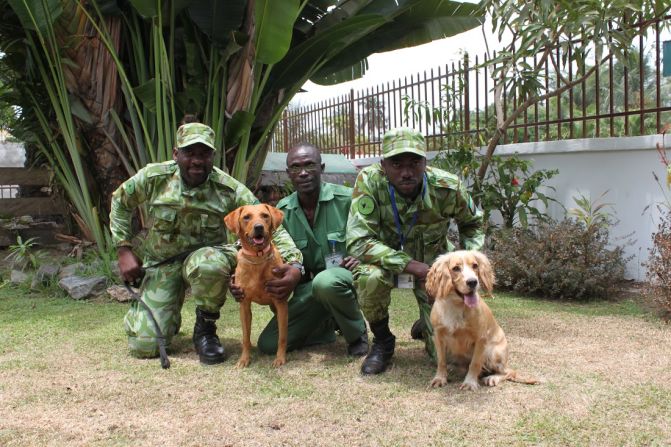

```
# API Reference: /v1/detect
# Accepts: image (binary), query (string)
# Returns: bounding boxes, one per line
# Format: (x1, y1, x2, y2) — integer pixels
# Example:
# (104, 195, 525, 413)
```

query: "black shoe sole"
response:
(198, 353, 227, 365)
(360, 361, 392, 375)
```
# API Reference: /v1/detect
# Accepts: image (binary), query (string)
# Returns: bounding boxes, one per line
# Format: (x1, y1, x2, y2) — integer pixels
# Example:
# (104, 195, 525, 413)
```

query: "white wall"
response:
(488, 135, 668, 281)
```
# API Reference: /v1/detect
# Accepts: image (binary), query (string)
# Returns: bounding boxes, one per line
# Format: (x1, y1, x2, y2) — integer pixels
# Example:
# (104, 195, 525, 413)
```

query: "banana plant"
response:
(1, 0, 482, 254)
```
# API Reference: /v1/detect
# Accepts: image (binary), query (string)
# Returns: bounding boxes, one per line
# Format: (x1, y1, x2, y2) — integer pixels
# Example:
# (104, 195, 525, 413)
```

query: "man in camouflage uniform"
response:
(236, 143, 368, 356)
(110, 121, 303, 364)
(346, 127, 485, 375)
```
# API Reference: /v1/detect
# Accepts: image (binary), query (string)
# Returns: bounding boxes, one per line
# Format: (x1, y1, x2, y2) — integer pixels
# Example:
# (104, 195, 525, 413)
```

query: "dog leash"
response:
(119, 240, 228, 369)
(124, 281, 170, 369)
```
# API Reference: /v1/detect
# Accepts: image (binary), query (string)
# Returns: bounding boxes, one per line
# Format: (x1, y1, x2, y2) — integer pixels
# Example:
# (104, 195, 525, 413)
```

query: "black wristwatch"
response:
(289, 262, 305, 276)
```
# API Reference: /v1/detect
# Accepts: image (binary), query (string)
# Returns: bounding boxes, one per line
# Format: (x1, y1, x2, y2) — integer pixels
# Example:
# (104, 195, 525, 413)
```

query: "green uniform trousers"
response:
(354, 264, 436, 361)
(124, 246, 235, 357)
(257, 267, 366, 354)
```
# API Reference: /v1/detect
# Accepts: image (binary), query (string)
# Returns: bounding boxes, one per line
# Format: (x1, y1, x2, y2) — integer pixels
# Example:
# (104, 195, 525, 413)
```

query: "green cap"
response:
(176, 122, 216, 151)
(381, 127, 426, 159)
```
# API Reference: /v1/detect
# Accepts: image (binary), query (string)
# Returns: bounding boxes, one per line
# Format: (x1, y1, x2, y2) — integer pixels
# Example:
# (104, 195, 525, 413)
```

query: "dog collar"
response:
(240, 244, 272, 257)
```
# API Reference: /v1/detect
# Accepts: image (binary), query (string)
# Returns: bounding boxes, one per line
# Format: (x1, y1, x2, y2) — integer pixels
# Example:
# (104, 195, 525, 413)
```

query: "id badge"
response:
(324, 252, 344, 269)
(395, 273, 415, 289)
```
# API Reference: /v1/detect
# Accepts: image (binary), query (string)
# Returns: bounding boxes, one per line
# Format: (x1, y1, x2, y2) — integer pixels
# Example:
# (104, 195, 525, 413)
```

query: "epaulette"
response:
(330, 183, 354, 196)
(146, 160, 178, 178)
(209, 166, 243, 192)
(427, 166, 461, 190)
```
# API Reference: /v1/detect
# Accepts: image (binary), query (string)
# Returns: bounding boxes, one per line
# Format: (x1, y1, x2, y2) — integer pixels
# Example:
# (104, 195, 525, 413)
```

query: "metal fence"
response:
(270, 17, 671, 158)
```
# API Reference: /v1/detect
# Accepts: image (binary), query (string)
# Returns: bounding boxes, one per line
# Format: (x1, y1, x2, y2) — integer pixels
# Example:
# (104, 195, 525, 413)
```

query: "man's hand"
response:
(117, 247, 143, 284)
(265, 264, 302, 300)
(404, 260, 430, 281)
(229, 275, 245, 303)
(340, 256, 360, 271)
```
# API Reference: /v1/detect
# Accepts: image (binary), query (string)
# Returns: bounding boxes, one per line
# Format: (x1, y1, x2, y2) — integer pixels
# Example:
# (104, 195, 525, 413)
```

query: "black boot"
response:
(361, 318, 395, 375)
(347, 331, 369, 357)
(193, 308, 226, 365)
(410, 318, 425, 340)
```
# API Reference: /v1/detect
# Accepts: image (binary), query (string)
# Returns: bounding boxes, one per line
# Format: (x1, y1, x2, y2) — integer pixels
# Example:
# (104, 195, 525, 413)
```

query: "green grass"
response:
(0, 282, 669, 446)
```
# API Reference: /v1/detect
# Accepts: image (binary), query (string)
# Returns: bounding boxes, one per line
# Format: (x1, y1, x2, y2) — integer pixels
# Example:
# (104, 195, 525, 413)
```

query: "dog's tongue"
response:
(253, 236, 265, 245)
(464, 293, 478, 308)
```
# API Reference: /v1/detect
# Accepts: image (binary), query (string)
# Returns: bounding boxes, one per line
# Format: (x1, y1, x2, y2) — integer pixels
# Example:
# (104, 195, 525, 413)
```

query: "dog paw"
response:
(460, 379, 479, 391)
(429, 376, 448, 388)
(272, 357, 286, 368)
(236, 357, 251, 368)
(483, 375, 501, 387)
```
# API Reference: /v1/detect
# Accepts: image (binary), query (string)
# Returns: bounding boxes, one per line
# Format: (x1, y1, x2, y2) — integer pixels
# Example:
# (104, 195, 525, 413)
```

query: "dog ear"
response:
(473, 251, 495, 293)
(264, 204, 284, 231)
(223, 207, 242, 233)
(426, 254, 452, 301)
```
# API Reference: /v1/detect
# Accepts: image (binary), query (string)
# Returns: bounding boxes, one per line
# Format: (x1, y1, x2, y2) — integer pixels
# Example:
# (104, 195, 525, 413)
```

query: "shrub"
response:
(646, 210, 671, 317)
(489, 219, 629, 300)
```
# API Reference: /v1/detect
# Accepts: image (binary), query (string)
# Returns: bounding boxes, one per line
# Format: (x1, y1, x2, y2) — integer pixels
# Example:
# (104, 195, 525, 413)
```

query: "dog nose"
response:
(253, 223, 264, 234)
(466, 278, 478, 290)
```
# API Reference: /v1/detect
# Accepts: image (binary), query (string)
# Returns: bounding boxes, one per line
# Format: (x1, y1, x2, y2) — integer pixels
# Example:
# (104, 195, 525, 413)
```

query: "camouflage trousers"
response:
(354, 264, 436, 362)
(125, 246, 236, 358)
(257, 267, 367, 354)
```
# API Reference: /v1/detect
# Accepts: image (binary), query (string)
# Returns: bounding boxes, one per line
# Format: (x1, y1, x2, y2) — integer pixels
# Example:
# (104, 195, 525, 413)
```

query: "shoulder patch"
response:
(357, 196, 376, 215)
(124, 179, 135, 195)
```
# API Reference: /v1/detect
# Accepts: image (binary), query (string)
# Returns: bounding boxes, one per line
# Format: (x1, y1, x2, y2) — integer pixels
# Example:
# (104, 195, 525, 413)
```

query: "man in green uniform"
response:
(232, 143, 368, 356)
(110, 119, 303, 364)
(346, 127, 485, 375)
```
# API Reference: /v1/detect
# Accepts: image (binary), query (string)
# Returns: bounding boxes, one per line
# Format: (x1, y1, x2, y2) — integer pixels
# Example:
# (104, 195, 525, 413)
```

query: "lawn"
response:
(0, 283, 670, 446)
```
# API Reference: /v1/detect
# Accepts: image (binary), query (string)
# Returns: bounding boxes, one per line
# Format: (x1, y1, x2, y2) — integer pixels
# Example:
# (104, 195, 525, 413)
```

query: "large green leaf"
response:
(127, 0, 158, 18)
(311, 58, 369, 85)
(255, 0, 301, 64)
(224, 110, 255, 149)
(187, 0, 246, 49)
(268, 14, 388, 91)
(132, 78, 157, 113)
(313, 0, 482, 79)
(7, 0, 62, 32)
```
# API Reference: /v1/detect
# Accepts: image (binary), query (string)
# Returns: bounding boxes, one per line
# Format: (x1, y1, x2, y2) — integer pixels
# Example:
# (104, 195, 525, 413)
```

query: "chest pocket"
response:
(293, 238, 308, 251)
(201, 213, 224, 240)
(150, 206, 177, 232)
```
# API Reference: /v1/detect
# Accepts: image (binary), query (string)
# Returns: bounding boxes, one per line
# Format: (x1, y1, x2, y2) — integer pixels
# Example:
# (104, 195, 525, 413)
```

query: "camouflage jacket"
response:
(110, 160, 302, 265)
(346, 164, 484, 273)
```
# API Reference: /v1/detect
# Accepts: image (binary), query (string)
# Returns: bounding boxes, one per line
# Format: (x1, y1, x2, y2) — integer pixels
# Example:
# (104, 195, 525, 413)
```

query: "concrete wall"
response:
(352, 135, 668, 281)
(494, 135, 668, 281)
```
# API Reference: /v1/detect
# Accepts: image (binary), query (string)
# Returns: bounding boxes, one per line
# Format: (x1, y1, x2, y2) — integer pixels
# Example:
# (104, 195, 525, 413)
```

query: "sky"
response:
(293, 10, 508, 106)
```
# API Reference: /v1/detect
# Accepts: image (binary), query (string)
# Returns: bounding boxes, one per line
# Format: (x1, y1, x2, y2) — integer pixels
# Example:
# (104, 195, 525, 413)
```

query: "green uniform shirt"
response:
(346, 164, 484, 273)
(110, 160, 302, 264)
(277, 182, 352, 276)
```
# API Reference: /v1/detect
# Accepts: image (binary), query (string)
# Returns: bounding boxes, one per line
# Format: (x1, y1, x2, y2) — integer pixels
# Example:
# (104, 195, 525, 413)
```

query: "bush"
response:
(489, 219, 629, 300)
(646, 210, 671, 316)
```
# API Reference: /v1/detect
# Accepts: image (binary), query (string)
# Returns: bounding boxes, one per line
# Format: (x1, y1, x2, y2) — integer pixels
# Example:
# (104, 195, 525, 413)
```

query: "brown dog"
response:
(425, 250, 538, 390)
(224, 204, 288, 368)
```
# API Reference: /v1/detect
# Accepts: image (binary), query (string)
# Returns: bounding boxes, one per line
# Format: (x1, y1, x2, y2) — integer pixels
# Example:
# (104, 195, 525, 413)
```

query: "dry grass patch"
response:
(1, 285, 670, 446)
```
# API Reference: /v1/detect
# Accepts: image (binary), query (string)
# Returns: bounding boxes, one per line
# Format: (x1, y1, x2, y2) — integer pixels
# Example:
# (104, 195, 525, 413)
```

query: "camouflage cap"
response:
(175, 122, 216, 151)
(381, 127, 426, 159)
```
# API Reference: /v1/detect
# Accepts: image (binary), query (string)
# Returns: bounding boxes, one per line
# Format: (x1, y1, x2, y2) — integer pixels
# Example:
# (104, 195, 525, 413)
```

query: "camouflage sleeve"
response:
(109, 168, 150, 248)
(452, 179, 485, 250)
(346, 170, 411, 273)
(233, 183, 303, 265)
